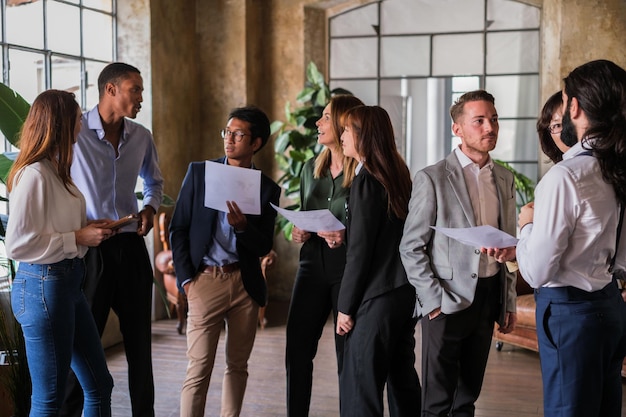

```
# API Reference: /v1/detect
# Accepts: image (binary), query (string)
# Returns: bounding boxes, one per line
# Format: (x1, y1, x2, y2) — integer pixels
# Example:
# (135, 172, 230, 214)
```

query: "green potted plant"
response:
(0, 82, 31, 417)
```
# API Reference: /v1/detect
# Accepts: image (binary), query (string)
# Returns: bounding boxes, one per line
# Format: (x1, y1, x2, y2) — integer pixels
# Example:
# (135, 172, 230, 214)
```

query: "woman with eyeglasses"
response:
(285, 94, 363, 417)
(537, 91, 570, 164)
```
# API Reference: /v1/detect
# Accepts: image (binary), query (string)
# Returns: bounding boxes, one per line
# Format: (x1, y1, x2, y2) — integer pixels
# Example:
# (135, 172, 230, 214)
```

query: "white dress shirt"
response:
(517, 141, 621, 291)
(6, 160, 88, 264)
(455, 147, 500, 277)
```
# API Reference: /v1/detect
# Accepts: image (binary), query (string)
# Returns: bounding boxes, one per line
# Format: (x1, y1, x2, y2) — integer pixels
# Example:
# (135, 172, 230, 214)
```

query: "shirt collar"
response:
(563, 141, 584, 160)
(355, 161, 364, 175)
(454, 146, 493, 170)
(223, 157, 256, 170)
(86, 105, 128, 142)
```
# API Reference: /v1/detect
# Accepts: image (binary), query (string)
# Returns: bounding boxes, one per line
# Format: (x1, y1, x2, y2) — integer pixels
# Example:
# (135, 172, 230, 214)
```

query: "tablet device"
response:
(104, 214, 139, 229)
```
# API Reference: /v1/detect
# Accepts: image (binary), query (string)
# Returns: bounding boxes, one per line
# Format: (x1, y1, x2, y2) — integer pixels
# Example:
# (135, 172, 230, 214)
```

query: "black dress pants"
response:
(420, 277, 500, 417)
(286, 238, 345, 417)
(339, 283, 421, 417)
(60, 233, 155, 417)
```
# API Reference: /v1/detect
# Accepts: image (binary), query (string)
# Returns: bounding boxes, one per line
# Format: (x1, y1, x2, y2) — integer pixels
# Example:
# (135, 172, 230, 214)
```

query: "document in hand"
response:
(271, 203, 345, 233)
(204, 161, 261, 214)
(431, 225, 518, 249)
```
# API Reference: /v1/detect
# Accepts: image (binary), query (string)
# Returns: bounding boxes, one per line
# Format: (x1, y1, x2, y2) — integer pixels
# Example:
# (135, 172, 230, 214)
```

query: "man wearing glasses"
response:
(170, 106, 280, 417)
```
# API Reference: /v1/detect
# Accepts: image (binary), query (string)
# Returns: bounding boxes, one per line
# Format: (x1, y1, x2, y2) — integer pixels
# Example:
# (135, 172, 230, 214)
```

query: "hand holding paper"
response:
(204, 161, 261, 214)
(271, 203, 345, 233)
(431, 225, 518, 249)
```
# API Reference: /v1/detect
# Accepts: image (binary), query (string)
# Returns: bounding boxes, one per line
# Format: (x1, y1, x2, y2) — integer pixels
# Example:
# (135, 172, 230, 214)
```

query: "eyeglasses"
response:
(548, 123, 562, 134)
(220, 129, 250, 142)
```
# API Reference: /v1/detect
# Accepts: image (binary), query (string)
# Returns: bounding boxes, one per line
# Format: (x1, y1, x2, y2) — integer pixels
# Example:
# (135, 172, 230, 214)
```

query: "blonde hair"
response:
(7, 90, 80, 195)
(313, 94, 364, 188)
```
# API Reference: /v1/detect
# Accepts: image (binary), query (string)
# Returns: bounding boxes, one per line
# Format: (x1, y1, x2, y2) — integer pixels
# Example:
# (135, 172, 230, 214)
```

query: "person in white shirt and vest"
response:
(487, 59, 626, 417)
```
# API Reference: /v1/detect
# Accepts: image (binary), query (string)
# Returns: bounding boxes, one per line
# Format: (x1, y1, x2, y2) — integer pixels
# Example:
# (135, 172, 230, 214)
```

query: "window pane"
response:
(85, 61, 108, 109)
(487, 0, 540, 30)
(452, 76, 480, 92)
(381, 36, 430, 77)
(6, 1, 44, 49)
(329, 79, 378, 105)
(8, 49, 45, 103)
(486, 31, 539, 74)
(83, 10, 113, 61)
(433, 34, 484, 76)
(485, 75, 539, 118)
(382, 0, 484, 35)
(490, 119, 538, 163)
(330, 38, 378, 78)
(83, 0, 113, 12)
(48, 2, 81, 55)
(330, 3, 378, 37)
(51, 56, 81, 93)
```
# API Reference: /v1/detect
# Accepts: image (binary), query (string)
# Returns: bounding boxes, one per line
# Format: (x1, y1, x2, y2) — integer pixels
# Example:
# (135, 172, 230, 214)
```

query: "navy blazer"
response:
(169, 157, 280, 307)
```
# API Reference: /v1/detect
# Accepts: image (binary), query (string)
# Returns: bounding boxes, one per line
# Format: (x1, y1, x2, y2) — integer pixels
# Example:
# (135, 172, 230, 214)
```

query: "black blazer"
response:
(169, 157, 280, 306)
(337, 168, 410, 315)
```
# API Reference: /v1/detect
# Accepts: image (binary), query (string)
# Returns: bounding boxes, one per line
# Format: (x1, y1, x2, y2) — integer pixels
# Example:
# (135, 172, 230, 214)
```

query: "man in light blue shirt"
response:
(61, 62, 163, 417)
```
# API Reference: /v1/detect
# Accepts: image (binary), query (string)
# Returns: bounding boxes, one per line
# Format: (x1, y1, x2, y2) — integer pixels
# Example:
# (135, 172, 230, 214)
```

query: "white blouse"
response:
(6, 160, 88, 264)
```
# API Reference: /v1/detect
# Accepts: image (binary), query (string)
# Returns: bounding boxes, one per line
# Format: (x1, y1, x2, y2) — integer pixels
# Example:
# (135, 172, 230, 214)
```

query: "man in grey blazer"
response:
(400, 90, 517, 417)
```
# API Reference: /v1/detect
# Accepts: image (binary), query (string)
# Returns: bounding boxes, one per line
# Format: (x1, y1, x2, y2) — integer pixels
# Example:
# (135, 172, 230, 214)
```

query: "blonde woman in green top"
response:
(285, 94, 363, 417)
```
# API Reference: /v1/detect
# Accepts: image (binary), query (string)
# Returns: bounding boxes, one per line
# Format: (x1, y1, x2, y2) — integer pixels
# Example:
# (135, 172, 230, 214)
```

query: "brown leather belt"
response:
(201, 262, 240, 274)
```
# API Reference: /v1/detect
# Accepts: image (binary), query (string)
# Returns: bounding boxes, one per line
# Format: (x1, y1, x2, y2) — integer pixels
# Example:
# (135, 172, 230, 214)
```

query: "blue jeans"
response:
(12, 258, 113, 417)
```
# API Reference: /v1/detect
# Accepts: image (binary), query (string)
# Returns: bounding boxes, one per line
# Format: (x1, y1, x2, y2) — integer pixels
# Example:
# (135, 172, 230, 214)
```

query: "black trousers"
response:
(60, 233, 155, 417)
(339, 283, 421, 417)
(420, 277, 500, 417)
(286, 238, 346, 417)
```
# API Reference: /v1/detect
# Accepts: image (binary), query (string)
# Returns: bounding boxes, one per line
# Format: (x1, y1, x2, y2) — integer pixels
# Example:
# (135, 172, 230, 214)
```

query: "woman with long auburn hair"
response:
(6, 90, 114, 417)
(336, 105, 420, 417)
(285, 94, 363, 416)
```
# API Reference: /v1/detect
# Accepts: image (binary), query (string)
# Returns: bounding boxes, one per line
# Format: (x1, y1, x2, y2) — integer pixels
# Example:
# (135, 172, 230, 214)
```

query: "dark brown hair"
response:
(449, 90, 495, 123)
(537, 91, 564, 163)
(344, 105, 412, 219)
(564, 59, 626, 204)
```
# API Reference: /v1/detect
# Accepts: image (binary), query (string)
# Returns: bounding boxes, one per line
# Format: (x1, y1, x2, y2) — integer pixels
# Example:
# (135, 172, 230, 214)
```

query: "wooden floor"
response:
(106, 303, 626, 417)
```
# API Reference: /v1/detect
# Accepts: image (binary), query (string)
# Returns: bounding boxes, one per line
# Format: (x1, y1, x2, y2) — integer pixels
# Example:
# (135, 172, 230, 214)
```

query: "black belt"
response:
(201, 262, 240, 274)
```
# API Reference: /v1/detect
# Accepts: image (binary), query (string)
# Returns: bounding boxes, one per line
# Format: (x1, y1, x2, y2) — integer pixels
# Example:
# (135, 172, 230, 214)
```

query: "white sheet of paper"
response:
(271, 203, 345, 232)
(204, 161, 261, 215)
(431, 225, 518, 248)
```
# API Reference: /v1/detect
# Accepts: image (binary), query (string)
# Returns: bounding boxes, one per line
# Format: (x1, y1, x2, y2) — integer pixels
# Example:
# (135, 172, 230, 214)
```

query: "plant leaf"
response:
(0, 83, 30, 146)
(0, 152, 18, 185)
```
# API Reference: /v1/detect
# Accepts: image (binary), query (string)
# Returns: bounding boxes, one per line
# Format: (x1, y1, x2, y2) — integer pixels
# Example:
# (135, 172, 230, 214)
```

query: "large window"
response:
(0, 0, 116, 212)
(2, 0, 116, 109)
(328, 0, 540, 185)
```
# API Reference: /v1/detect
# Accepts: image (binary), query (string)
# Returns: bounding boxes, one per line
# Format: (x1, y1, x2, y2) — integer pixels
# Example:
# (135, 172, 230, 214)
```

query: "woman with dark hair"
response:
(336, 105, 420, 417)
(6, 90, 114, 417)
(537, 91, 569, 163)
(285, 94, 363, 417)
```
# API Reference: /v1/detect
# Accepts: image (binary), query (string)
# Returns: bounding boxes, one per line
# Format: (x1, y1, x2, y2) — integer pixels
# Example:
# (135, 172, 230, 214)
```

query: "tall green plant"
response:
(271, 62, 350, 240)
(0, 297, 30, 417)
(0, 83, 31, 416)
(494, 159, 535, 208)
(0, 83, 29, 197)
